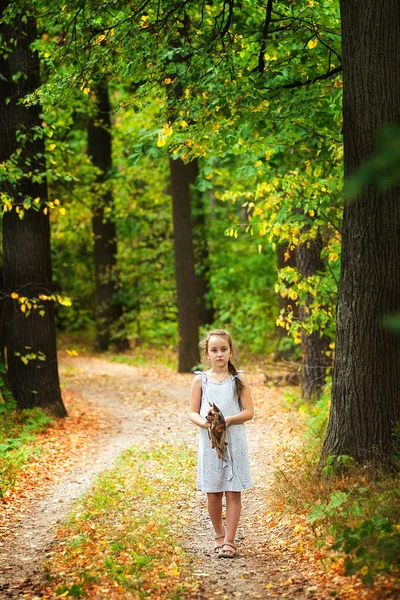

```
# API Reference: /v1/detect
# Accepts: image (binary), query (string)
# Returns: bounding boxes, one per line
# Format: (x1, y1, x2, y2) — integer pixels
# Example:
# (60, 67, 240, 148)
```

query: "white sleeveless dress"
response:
(194, 371, 253, 492)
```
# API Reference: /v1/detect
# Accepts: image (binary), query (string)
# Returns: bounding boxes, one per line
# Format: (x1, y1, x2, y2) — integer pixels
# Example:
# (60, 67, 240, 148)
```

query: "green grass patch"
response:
(0, 390, 53, 497)
(108, 347, 178, 370)
(44, 442, 199, 599)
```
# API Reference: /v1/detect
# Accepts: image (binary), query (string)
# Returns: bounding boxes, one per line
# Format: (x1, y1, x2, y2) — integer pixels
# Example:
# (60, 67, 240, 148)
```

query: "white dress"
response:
(194, 371, 253, 492)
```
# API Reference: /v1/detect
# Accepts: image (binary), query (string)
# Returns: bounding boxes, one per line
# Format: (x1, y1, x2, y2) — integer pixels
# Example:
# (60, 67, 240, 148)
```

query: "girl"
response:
(189, 329, 254, 558)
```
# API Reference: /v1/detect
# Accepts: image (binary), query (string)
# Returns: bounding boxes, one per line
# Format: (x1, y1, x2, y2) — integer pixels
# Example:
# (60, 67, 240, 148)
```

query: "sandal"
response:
(213, 532, 225, 553)
(218, 541, 237, 558)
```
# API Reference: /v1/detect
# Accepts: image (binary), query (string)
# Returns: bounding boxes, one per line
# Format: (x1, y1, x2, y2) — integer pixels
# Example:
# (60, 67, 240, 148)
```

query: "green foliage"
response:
(322, 454, 357, 477)
(26, 0, 343, 356)
(344, 125, 400, 199)
(333, 517, 400, 585)
(0, 374, 53, 496)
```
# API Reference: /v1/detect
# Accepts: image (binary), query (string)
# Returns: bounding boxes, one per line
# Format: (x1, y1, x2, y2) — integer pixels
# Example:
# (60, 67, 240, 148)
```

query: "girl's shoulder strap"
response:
(232, 369, 244, 379)
(193, 370, 208, 388)
(193, 370, 207, 379)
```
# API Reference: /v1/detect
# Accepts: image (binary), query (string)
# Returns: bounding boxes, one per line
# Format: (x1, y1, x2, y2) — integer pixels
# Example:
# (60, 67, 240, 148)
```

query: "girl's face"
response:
(206, 335, 232, 369)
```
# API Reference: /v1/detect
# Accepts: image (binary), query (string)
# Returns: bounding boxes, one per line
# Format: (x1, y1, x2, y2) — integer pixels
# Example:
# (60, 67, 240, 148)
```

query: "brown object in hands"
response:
(206, 403, 227, 459)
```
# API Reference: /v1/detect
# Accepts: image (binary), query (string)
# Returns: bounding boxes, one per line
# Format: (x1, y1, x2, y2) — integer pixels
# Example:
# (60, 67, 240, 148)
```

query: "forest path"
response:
(0, 355, 329, 599)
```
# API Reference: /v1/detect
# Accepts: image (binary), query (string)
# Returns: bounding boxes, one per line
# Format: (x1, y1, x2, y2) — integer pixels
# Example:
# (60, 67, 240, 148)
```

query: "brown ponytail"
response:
(228, 359, 244, 407)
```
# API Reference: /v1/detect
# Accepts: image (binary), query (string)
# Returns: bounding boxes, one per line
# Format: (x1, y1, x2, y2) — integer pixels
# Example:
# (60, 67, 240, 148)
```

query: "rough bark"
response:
(321, 1, 400, 465)
(295, 237, 330, 401)
(88, 79, 128, 352)
(0, 5, 66, 416)
(169, 157, 200, 372)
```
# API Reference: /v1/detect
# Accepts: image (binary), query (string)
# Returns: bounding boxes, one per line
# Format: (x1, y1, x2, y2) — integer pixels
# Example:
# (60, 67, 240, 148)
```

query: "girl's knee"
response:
(225, 491, 241, 503)
(207, 492, 223, 501)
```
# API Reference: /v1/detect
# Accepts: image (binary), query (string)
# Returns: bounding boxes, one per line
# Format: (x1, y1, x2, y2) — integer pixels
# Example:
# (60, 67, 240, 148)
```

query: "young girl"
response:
(189, 329, 254, 558)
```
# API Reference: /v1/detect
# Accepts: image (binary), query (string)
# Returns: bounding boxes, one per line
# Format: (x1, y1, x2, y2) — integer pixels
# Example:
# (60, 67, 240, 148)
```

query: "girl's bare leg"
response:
(223, 491, 242, 554)
(207, 492, 224, 548)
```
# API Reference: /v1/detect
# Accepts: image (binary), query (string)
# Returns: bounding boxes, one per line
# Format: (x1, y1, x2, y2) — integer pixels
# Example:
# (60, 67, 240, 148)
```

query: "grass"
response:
(0, 397, 53, 497)
(43, 442, 199, 599)
(108, 347, 178, 371)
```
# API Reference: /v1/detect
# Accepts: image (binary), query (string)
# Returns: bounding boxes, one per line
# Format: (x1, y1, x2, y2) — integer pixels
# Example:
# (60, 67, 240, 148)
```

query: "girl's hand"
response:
(225, 417, 232, 427)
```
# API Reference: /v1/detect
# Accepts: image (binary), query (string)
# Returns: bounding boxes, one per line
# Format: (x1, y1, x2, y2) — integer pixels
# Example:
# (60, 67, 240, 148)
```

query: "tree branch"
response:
(258, 0, 273, 73)
(281, 65, 342, 89)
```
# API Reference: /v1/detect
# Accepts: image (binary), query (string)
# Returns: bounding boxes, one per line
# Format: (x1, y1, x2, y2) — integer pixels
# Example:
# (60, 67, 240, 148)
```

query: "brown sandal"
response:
(214, 532, 225, 553)
(218, 541, 237, 558)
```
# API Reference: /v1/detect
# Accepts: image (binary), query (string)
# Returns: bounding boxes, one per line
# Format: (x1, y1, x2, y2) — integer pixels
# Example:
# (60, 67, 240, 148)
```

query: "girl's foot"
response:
(214, 532, 225, 553)
(218, 541, 237, 558)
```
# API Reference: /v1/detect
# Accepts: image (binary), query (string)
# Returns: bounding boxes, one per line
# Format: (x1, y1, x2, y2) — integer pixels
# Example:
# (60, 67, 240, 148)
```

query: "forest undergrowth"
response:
(269, 391, 400, 592)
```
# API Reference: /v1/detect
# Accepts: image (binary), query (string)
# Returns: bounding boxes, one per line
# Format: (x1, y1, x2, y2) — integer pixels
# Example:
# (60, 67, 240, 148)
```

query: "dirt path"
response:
(0, 357, 327, 599)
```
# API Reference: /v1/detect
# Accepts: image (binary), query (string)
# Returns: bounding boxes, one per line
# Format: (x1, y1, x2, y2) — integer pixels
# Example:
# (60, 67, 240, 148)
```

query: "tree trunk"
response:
(321, 1, 400, 465)
(190, 159, 215, 326)
(170, 157, 200, 372)
(88, 79, 128, 352)
(0, 6, 66, 416)
(295, 236, 330, 401)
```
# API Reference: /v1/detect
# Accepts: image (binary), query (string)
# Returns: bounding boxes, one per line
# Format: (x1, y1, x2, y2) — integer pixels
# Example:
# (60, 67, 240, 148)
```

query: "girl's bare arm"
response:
(189, 375, 210, 429)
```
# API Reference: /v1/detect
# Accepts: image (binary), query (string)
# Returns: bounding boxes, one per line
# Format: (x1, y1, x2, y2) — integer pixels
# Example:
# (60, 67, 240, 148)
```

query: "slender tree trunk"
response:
(170, 157, 200, 372)
(321, 1, 400, 465)
(295, 236, 330, 401)
(273, 244, 297, 361)
(190, 159, 215, 326)
(88, 79, 128, 352)
(0, 6, 66, 416)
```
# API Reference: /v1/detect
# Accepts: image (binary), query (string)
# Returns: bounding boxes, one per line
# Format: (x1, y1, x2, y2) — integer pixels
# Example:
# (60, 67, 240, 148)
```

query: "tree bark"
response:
(190, 159, 215, 326)
(295, 236, 330, 401)
(0, 5, 66, 416)
(321, 1, 400, 465)
(88, 79, 128, 352)
(170, 157, 200, 372)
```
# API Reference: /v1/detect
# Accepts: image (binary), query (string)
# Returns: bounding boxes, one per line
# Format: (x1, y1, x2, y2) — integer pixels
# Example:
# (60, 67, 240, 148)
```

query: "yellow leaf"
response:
(59, 207, 66, 216)
(21, 304, 26, 313)
(21, 356, 29, 365)
(48, 143, 56, 151)
(43, 207, 48, 215)
(307, 38, 319, 49)
(11, 292, 19, 299)
(164, 78, 172, 84)
(66, 349, 78, 357)
(157, 138, 166, 147)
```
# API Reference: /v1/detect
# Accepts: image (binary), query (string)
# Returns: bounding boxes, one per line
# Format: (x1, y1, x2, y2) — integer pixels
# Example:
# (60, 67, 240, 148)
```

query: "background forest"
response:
(1, 0, 400, 596)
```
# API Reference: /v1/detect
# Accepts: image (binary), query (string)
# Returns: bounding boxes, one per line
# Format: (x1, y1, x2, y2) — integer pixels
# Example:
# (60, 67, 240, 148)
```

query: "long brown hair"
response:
(202, 329, 244, 401)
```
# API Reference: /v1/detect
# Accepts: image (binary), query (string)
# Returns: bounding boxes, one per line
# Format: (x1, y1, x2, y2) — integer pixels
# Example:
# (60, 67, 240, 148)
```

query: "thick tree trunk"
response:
(0, 6, 66, 416)
(88, 79, 128, 352)
(190, 159, 215, 326)
(295, 236, 330, 401)
(321, 1, 400, 465)
(169, 157, 200, 372)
